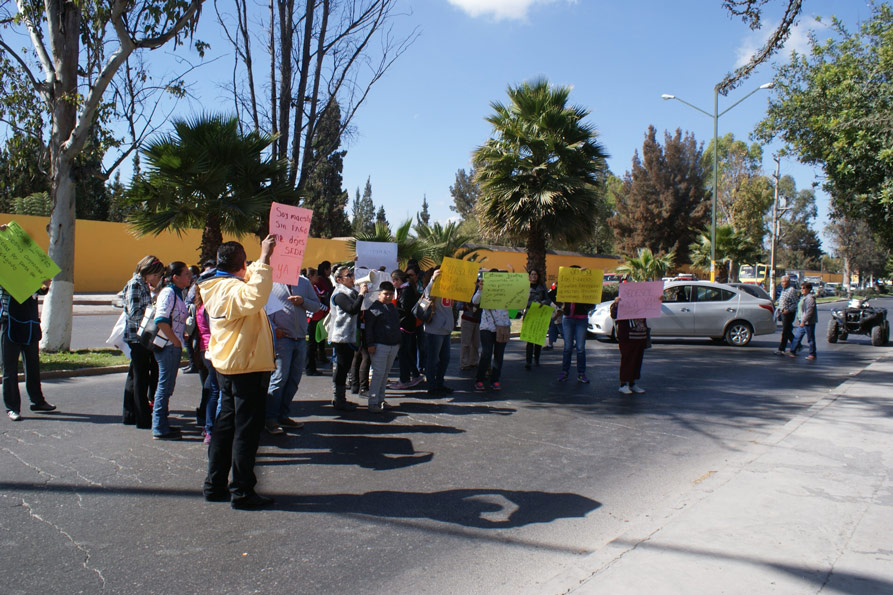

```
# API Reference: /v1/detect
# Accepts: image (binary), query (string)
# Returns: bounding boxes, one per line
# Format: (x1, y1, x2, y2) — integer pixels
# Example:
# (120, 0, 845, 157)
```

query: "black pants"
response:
(306, 320, 320, 371)
(350, 343, 370, 392)
(525, 342, 542, 365)
(204, 371, 269, 499)
(1, 323, 44, 413)
(332, 343, 356, 387)
(122, 341, 157, 428)
(778, 312, 796, 351)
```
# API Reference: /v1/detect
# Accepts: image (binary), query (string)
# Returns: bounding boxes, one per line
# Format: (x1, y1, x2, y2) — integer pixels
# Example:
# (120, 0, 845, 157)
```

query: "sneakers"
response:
(278, 417, 304, 429)
(557, 372, 569, 382)
(30, 401, 56, 412)
(153, 430, 182, 440)
(332, 399, 357, 411)
(203, 431, 212, 445)
(359, 390, 370, 399)
(491, 381, 502, 391)
(618, 385, 633, 395)
(473, 381, 486, 392)
(7, 410, 22, 421)
(264, 421, 284, 435)
(805, 355, 816, 360)
(773, 350, 786, 356)
(368, 400, 390, 413)
(577, 374, 590, 384)
(408, 376, 424, 388)
(787, 351, 797, 358)
(231, 493, 274, 510)
(630, 384, 646, 394)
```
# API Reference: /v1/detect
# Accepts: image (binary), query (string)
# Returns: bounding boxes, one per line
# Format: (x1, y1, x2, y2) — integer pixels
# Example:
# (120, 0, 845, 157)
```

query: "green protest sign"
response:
(481, 272, 529, 310)
(0, 221, 60, 304)
(520, 302, 554, 346)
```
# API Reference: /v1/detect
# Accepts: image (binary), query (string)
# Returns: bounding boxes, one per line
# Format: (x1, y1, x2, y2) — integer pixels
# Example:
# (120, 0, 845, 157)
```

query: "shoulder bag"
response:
(138, 305, 169, 352)
(412, 295, 434, 323)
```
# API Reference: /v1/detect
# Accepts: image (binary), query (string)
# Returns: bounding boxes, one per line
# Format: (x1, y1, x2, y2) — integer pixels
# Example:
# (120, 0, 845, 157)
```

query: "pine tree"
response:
(449, 167, 479, 220)
(301, 101, 352, 238)
(352, 177, 376, 235)
(611, 126, 709, 264)
(375, 205, 388, 227)
(419, 194, 431, 225)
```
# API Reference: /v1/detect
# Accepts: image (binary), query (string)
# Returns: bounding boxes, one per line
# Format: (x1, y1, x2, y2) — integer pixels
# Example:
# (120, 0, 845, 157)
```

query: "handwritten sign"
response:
(430, 257, 478, 302)
(0, 221, 61, 304)
(355, 269, 391, 310)
(617, 281, 664, 320)
(520, 302, 554, 346)
(355, 241, 398, 274)
(556, 267, 603, 303)
(481, 272, 528, 310)
(269, 202, 313, 284)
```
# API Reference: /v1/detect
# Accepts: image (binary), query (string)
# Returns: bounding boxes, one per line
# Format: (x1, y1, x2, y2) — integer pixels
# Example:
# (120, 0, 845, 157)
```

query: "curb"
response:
(21, 359, 191, 382)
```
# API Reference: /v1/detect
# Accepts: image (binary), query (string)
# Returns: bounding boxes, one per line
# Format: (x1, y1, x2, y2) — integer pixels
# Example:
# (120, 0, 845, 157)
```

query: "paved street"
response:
(2, 298, 891, 593)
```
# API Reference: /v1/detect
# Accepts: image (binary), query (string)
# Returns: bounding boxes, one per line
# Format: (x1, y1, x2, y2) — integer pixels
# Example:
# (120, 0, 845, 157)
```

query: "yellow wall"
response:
(3, 213, 353, 292)
(468, 246, 622, 285)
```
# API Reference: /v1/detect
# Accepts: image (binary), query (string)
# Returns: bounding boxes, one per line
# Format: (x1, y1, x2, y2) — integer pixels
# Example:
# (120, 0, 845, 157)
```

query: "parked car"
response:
(587, 280, 776, 346)
(823, 282, 840, 297)
(727, 282, 772, 301)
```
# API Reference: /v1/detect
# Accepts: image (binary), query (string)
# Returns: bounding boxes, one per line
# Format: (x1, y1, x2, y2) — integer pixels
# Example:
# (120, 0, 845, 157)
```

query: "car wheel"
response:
(839, 332, 848, 341)
(724, 321, 753, 346)
(827, 319, 839, 344)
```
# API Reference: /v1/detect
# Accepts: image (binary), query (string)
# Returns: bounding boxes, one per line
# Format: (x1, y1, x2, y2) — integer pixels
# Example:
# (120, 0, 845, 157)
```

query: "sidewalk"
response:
(538, 355, 893, 595)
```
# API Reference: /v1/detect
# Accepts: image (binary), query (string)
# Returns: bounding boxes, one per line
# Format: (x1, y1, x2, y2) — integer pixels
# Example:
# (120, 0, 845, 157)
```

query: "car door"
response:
(692, 285, 739, 336)
(649, 284, 694, 336)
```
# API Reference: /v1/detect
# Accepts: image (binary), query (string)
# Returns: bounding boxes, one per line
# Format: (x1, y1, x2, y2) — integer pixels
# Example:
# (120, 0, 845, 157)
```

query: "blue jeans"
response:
(562, 317, 588, 374)
(425, 332, 451, 390)
(202, 352, 221, 433)
(477, 330, 506, 383)
(152, 344, 182, 435)
(267, 336, 306, 421)
(790, 323, 817, 357)
(548, 319, 561, 345)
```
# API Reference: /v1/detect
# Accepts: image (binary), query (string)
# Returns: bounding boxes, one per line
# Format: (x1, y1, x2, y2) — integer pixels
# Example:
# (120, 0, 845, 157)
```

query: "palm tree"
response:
(688, 225, 760, 282)
(473, 78, 609, 274)
(348, 219, 432, 269)
(128, 114, 293, 263)
(616, 248, 675, 281)
(413, 219, 479, 265)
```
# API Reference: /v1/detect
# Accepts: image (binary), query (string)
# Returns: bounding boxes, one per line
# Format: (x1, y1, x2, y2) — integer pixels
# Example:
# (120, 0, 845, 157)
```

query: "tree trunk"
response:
(288, 0, 315, 190)
(526, 228, 546, 278)
(200, 215, 224, 265)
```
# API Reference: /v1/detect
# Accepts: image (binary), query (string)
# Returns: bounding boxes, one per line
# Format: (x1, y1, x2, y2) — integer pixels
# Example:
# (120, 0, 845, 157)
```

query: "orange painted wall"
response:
(468, 246, 622, 285)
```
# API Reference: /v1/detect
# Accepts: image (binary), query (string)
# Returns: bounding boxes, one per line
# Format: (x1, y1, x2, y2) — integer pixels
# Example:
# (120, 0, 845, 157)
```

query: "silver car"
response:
(587, 281, 777, 346)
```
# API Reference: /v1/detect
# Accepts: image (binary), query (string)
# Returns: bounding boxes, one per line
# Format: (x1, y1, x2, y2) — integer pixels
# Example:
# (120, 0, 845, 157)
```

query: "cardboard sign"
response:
(481, 272, 529, 310)
(556, 267, 603, 303)
(269, 202, 313, 284)
(520, 302, 554, 346)
(0, 221, 61, 304)
(355, 241, 398, 274)
(430, 257, 479, 302)
(617, 281, 664, 320)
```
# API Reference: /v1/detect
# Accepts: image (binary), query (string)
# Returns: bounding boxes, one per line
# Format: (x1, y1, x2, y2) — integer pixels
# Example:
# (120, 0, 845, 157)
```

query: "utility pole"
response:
(769, 154, 784, 301)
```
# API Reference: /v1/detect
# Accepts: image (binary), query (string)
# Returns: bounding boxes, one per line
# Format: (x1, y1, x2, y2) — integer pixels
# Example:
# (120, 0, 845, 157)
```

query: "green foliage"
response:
(301, 101, 352, 238)
(13, 192, 53, 216)
(351, 177, 376, 235)
(413, 219, 479, 265)
(418, 195, 431, 226)
(473, 78, 609, 274)
(689, 225, 760, 281)
(756, 3, 893, 249)
(449, 167, 480, 220)
(128, 113, 293, 263)
(615, 248, 675, 282)
(611, 126, 709, 264)
(776, 176, 823, 269)
(375, 205, 388, 227)
(349, 219, 432, 270)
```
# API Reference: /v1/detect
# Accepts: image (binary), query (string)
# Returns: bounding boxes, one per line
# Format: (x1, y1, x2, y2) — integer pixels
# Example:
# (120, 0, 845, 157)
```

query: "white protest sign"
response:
(355, 241, 398, 274)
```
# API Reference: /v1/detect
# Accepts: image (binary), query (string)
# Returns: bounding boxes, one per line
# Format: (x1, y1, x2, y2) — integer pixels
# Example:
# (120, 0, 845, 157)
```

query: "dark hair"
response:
(334, 265, 351, 280)
(391, 269, 407, 283)
(217, 242, 247, 273)
(189, 265, 200, 277)
(306, 267, 317, 277)
(157, 261, 189, 292)
(801, 281, 813, 291)
(317, 260, 332, 275)
(136, 255, 165, 278)
(202, 260, 215, 271)
(378, 281, 395, 293)
(406, 264, 421, 276)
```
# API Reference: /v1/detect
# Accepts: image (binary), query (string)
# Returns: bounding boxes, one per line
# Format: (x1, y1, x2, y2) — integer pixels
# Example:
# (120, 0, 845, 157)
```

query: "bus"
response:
(739, 263, 769, 286)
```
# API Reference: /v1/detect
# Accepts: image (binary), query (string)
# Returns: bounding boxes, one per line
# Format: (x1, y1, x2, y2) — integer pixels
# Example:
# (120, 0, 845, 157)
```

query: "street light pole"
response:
(662, 82, 774, 282)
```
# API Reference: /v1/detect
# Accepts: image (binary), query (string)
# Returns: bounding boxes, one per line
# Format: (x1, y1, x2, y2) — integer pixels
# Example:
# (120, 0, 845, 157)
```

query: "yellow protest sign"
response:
(556, 267, 603, 303)
(0, 221, 61, 304)
(430, 257, 479, 302)
(481, 272, 529, 310)
(520, 302, 554, 346)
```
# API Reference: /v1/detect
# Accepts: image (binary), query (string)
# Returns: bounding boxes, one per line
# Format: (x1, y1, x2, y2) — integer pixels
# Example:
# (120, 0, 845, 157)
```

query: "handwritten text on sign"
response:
(430, 257, 479, 302)
(355, 241, 398, 273)
(481, 272, 529, 310)
(520, 302, 554, 346)
(269, 202, 313, 284)
(617, 281, 664, 320)
(556, 267, 603, 303)
(0, 221, 61, 304)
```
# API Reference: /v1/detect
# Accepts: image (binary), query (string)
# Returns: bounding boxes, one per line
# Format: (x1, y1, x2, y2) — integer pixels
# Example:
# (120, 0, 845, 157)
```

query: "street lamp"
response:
(662, 82, 774, 282)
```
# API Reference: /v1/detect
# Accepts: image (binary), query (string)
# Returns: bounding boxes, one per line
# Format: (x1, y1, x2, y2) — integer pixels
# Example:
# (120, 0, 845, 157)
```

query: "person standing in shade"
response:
(775, 275, 799, 355)
(264, 274, 320, 435)
(201, 236, 278, 509)
(121, 255, 164, 428)
(329, 266, 369, 410)
(524, 269, 551, 369)
(423, 268, 456, 396)
(788, 282, 818, 360)
(392, 270, 423, 389)
(472, 272, 511, 391)
(610, 297, 649, 394)
(365, 281, 402, 412)
(458, 276, 482, 371)
(151, 261, 193, 440)
(304, 268, 328, 376)
(556, 267, 595, 384)
(308, 260, 333, 369)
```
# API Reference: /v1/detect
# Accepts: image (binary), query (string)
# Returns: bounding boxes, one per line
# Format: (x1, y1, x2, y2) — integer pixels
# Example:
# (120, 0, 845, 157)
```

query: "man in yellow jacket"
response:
(201, 235, 278, 510)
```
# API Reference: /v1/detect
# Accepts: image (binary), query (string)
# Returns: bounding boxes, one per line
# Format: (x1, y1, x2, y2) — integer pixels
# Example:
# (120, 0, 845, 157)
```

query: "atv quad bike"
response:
(827, 299, 890, 346)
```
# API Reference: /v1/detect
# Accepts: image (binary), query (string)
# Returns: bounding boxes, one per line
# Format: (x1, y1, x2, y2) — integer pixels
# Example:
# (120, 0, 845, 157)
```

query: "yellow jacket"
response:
(200, 262, 276, 375)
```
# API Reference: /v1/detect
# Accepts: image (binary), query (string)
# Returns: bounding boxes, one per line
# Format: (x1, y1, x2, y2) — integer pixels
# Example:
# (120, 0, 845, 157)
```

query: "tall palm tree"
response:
(128, 114, 293, 263)
(473, 78, 609, 274)
(413, 219, 479, 265)
(688, 225, 760, 282)
(616, 248, 675, 281)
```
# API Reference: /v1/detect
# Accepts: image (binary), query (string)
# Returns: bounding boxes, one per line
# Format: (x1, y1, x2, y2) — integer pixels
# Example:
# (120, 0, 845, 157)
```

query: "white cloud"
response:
(734, 16, 828, 69)
(447, 0, 572, 21)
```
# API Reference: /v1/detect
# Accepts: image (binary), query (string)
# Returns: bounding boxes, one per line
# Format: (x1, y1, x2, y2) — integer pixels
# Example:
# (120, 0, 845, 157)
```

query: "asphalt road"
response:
(2, 297, 891, 594)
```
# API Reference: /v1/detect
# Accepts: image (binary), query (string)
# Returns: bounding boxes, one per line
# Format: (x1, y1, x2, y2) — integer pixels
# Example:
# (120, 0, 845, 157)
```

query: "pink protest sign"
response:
(269, 202, 313, 284)
(617, 281, 664, 320)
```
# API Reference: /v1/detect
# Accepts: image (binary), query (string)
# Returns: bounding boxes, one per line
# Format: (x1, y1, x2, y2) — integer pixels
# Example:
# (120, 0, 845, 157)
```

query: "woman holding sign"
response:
(609, 297, 648, 394)
(472, 271, 512, 391)
(524, 269, 551, 370)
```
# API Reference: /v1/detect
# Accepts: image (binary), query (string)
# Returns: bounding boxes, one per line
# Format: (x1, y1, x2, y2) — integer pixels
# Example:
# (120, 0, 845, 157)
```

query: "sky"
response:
(134, 1, 875, 248)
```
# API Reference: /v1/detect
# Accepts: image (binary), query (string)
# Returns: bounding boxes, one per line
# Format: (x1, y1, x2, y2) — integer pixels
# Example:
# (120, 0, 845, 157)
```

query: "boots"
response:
(332, 385, 356, 411)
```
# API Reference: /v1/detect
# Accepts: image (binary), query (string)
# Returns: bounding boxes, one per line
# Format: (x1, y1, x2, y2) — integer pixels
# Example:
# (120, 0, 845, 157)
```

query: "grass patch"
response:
(24, 348, 130, 372)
